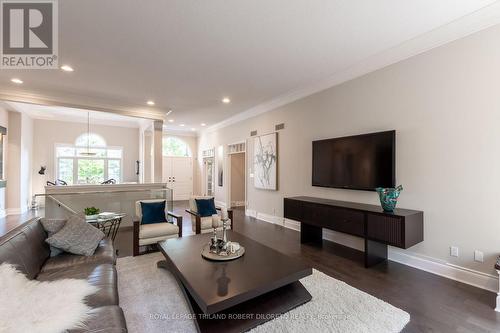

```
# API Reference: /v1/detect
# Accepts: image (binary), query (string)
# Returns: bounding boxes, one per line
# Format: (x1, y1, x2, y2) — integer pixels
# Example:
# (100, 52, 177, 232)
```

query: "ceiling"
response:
(0, 0, 497, 133)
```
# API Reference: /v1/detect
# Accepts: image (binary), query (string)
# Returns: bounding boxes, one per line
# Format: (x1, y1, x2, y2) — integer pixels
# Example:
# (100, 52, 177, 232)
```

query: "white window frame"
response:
(55, 143, 124, 185)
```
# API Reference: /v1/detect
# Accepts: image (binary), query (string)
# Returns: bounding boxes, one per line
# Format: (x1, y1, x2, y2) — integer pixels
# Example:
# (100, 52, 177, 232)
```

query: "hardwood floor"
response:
(115, 201, 500, 333)
(0, 208, 43, 237)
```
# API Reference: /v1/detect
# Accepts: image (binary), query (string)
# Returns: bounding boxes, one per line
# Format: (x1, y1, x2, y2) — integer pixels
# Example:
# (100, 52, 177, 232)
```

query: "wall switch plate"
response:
(474, 250, 484, 263)
(450, 246, 459, 257)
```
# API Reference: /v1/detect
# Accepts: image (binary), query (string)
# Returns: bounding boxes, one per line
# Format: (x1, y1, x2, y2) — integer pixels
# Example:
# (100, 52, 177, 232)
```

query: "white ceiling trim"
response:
(0, 90, 167, 121)
(203, 1, 500, 134)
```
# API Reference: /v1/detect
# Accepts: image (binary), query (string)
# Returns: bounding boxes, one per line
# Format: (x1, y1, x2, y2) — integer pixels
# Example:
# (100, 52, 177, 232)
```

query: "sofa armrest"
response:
(167, 211, 183, 237)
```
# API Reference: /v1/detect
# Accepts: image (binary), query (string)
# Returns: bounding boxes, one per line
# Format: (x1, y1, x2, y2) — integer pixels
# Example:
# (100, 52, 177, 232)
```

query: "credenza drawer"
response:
(331, 209, 364, 237)
(301, 203, 364, 237)
(366, 215, 403, 247)
(284, 199, 303, 221)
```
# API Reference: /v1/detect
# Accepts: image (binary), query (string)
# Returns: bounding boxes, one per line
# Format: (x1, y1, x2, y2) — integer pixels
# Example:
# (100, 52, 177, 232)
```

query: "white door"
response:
(163, 157, 193, 200)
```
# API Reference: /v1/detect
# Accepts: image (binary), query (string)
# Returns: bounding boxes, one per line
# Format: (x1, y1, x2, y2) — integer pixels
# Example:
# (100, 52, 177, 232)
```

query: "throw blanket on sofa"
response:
(0, 263, 98, 333)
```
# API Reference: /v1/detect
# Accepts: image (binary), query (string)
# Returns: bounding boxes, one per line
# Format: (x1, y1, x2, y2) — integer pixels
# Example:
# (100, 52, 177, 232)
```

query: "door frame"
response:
(226, 141, 247, 209)
(202, 156, 215, 196)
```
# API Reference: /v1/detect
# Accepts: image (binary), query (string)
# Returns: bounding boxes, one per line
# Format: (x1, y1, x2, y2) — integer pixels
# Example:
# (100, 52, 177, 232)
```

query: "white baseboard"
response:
(245, 209, 257, 218)
(284, 218, 300, 231)
(261, 214, 499, 292)
(256, 212, 283, 225)
(388, 248, 498, 293)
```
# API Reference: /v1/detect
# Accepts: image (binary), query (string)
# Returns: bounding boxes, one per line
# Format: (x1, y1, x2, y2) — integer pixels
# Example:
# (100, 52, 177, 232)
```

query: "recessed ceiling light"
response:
(179, 124, 185, 127)
(146, 100, 155, 106)
(201, 123, 206, 126)
(11, 78, 23, 84)
(60, 65, 74, 72)
(222, 97, 231, 104)
(168, 119, 174, 123)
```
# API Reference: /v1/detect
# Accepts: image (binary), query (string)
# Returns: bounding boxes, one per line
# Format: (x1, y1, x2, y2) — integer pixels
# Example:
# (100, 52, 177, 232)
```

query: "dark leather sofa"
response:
(0, 217, 127, 332)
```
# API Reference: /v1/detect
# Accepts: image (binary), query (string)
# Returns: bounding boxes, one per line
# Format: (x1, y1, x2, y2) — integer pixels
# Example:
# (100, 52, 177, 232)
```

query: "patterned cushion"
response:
(46, 214, 104, 256)
(40, 218, 67, 257)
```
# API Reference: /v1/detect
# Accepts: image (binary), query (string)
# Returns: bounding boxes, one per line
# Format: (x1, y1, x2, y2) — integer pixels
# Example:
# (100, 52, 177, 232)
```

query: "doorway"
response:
(229, 152, 245, 207)
(162, 156, 193, 200)
(203, 157, 215, 196)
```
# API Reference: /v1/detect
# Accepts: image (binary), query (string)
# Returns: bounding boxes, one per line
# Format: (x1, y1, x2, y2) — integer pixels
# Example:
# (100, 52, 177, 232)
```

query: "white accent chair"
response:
(133, 199, 183, 256)
(186, 196, 233, 234)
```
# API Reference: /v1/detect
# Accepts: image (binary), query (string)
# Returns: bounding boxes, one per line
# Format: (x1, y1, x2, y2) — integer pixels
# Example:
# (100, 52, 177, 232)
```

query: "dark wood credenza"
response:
(284, 196, 424, 267)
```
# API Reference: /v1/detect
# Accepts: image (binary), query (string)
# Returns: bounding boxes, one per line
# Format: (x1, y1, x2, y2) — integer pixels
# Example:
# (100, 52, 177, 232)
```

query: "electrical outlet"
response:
(450, 246, 459, 257)
(474, 250, 484, 263)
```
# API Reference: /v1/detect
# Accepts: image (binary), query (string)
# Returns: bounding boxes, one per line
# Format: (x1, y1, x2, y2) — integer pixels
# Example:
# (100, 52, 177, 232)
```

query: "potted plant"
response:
(84, 206, 100, 220)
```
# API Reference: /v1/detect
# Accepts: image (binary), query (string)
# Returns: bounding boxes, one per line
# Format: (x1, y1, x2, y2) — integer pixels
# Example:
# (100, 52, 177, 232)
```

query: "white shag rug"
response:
(117, 253, 409, 333)
(0, 263, 98, 333)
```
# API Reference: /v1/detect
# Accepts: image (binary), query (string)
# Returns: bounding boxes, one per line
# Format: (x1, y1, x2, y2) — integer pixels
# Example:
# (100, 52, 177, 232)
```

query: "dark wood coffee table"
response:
(158, 231, 312, 333)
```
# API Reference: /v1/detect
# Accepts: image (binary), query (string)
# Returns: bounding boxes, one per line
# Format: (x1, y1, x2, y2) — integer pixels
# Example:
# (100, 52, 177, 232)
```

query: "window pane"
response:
(107, 149, 122, 158)
(75, 133, 106, 147)
(162, 137, 191, 157)
(77, 159, 104, 184)
(56, 146, 75, 157)
(58, 159, 74, 185)
(108, 160, 121, 182)
(76, 148, 106, 157)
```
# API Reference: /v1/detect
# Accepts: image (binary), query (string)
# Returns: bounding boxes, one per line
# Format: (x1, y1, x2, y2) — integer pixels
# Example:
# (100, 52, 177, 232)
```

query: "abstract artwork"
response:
(253, 133, 277, 190)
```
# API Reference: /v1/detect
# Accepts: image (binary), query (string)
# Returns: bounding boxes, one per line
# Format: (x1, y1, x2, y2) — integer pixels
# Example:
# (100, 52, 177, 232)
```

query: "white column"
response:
(152, 120, 163, 183)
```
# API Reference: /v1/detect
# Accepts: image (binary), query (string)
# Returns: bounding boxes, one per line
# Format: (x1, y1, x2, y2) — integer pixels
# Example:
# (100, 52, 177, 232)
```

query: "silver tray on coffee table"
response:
(201, 244, 245, 261)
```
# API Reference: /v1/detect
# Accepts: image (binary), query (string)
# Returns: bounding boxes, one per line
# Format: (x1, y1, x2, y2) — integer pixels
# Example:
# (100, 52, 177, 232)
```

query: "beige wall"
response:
(230, 153, 245, 205)
(198, 24, 500, 276)
(32, 119, 140, 195)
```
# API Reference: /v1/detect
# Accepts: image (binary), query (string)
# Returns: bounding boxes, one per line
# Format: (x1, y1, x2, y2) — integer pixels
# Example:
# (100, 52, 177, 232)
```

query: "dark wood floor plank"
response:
(116, 201, 500, 333)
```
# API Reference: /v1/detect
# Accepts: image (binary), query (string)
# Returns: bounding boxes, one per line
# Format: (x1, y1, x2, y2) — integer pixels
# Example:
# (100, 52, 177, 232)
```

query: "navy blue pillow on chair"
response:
(140, 201, 167, 224)
(195, 198, 217, 217)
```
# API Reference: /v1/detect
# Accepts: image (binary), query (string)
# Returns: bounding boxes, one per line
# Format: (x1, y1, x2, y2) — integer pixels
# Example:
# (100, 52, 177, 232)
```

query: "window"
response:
(56, 133, 123, 185)
(162, 137, 191, 157)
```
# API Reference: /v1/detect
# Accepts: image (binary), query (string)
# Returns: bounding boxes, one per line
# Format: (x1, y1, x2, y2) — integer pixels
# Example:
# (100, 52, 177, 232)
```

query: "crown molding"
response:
(203, 2, 500, 134)
(0, 90, 166, 121)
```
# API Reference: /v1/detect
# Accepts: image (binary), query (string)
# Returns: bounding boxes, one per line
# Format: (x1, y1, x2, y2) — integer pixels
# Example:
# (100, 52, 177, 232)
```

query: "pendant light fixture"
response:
(80, 112, 96, 156)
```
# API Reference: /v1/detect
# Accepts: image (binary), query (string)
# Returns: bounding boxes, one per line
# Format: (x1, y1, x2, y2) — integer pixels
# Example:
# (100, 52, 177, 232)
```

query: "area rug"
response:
(117, 253, 410, 333)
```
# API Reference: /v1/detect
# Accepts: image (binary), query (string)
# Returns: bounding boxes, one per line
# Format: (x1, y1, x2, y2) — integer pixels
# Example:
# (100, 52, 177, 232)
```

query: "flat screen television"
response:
(312, 130, 395, 191)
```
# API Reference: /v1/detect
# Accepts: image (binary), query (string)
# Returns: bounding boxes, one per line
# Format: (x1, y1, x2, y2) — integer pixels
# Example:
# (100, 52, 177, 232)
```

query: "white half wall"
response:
(198, 23, 500, 284)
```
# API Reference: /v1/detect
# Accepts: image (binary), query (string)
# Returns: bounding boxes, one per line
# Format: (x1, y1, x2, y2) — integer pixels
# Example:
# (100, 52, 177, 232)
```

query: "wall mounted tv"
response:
(312, 130, 395, 191)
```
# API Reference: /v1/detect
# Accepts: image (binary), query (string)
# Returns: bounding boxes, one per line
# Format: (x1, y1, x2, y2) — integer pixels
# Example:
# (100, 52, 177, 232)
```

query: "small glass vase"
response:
(376, 185, 403, 212)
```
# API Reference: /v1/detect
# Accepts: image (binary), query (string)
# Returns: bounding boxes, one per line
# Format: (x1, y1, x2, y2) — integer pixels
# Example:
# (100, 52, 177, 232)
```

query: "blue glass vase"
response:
(376, 185, 403, 212)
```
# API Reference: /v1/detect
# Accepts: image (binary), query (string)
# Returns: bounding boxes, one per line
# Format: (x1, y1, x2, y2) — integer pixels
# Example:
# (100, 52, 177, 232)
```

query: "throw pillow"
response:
(195, 198, 217, 217)
(46, 214, 104, 256)
(0, 263, 98, 333)
(40, 218, 67, 257)
(140, 201, 167, 224)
